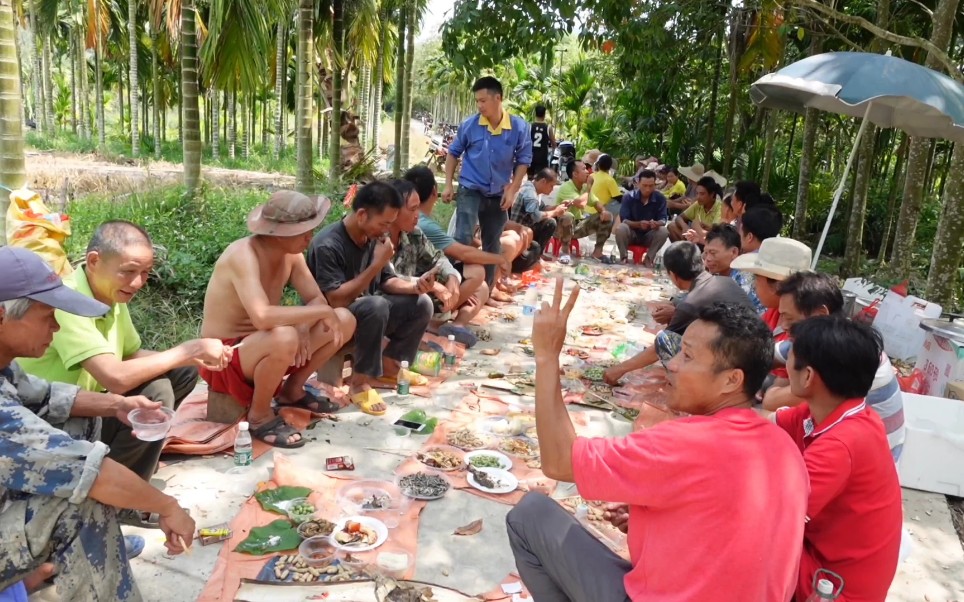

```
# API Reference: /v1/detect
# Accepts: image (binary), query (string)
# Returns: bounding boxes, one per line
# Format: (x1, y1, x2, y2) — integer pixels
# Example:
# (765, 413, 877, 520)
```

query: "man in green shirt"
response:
(18, 221, 230, 525)
(554, 160, 613, 261)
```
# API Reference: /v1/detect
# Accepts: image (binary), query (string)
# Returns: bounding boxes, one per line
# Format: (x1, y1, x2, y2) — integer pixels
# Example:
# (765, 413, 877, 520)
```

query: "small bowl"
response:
(375, 550, 412, 579)
(285, 497, 317, 525)
(339, 552, 370, 572)
(393, 466, 452, 500)
(336, 480, 402, 515)
(129, 407, 175, 441)
(298, 536, 336, 567)
(297, 518, 335, 539)
(607, 411, 634, 437)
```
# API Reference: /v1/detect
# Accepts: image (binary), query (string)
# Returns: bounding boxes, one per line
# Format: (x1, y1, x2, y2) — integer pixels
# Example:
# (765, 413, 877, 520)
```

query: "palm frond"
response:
(200, 0, 272, 92)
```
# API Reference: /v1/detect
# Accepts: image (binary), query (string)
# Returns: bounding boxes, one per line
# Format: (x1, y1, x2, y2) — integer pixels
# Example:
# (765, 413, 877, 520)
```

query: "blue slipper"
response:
(124, 535, 145, 560)
(439, 324, 478, 349)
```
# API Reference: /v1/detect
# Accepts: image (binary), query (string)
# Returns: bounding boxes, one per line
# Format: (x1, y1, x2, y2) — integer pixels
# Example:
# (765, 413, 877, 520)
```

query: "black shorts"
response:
(528, 158, 550, 177)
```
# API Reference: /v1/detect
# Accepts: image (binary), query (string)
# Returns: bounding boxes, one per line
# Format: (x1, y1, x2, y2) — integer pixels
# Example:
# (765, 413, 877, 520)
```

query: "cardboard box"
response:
(914, 333, 964, 397)
(872, 292, 942, 361)
(946, 381, 964, 401)
(898, 393, 964, 496)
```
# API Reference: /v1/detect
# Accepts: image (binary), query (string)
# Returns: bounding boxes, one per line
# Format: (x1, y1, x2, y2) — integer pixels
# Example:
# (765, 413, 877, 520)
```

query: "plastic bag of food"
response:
(411, 350, 442, 377)
(5, 188, 73, 276)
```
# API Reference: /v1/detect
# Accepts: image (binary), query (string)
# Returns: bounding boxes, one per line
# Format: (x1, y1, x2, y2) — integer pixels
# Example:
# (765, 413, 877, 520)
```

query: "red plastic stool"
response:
(549, 237, 580, 257)
(628, 245, 649, 265)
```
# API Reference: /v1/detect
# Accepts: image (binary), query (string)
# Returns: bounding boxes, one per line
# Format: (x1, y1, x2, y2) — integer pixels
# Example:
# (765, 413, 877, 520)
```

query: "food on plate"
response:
(297, 518, 335, 538)
(446, 428, 488, 450)
(416, 449, 462, 470)
(581, 325, 604, 336)
(468, 454, 504, 469)
(333, 520, 378, 547)
(582, 366, 606, 381)
(468, 465, 502, 490)
(274, 553, 359, 583)
(500, 437, 538, 458)
(360, 493, 391, 510)
(398, 472, 450, 498)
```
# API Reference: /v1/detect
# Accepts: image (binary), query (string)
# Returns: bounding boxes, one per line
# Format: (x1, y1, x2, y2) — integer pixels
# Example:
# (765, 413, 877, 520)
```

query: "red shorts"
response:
(199, 337, 296, 407)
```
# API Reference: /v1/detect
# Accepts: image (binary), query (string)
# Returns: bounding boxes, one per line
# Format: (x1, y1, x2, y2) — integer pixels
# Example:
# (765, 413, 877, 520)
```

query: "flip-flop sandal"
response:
(438, 324, 478, 348)
(351, 389, 387, 416)
(250, 416, 306, 448)
(276, 389, 340, 414)
(118, 509, 161, 529)
(377, 368, 430, 387)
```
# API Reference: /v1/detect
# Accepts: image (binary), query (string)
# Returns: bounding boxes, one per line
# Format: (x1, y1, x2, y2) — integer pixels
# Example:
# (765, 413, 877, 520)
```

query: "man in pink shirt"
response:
(776, 316, 902, 601)
(506, 280, 809, 601)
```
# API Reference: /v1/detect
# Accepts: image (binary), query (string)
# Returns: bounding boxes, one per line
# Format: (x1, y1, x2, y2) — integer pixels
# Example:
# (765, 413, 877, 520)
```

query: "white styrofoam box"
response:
(872, 292, 942, 361)
(842, 277, 888, 305)
(898, 393, 964, 496)
(915, 333, 964, 398)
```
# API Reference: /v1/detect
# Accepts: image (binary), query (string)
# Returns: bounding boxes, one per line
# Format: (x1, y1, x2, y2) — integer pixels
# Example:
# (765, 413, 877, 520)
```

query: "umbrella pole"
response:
(811, 103, 874, 269)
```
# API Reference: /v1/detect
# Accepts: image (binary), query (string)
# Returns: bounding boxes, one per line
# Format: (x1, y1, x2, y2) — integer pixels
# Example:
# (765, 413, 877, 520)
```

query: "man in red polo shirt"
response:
(777, 316, 902, 601)
(506, 280, 809, 601)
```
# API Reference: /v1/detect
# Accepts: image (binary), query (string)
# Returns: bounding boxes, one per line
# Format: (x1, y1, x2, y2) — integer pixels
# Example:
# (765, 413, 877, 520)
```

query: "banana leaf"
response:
(254, 486, 313, 515)
(234, 519, 302, 555)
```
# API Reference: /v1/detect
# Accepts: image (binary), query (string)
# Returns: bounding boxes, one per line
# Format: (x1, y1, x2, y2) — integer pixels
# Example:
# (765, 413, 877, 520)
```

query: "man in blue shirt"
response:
(442, 77, 533, 285)
(614, 170, 670, 267)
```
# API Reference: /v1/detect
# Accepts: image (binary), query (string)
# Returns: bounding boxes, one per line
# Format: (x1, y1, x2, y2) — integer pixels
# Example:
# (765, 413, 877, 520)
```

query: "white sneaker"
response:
(559, 254, 572, 265)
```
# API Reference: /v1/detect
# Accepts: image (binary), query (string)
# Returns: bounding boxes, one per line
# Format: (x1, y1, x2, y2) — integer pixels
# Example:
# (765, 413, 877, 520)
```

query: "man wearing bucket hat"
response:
(199, 190, 357, 448)
(731, 236, 813, 385)
(0, 246, 196, 600)
(18, 220, 231, 529)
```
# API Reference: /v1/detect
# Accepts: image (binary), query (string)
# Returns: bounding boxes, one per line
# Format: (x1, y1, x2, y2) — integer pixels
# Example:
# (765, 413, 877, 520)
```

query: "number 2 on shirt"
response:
(533, 132, 543, 148)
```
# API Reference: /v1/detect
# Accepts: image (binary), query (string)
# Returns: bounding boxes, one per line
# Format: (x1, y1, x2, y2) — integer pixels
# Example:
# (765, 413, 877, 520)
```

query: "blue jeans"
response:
(454, 187, 507, 285)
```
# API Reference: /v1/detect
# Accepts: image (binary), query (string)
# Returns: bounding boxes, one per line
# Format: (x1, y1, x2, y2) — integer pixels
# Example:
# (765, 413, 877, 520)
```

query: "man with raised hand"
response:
(506, 283, 807, 601)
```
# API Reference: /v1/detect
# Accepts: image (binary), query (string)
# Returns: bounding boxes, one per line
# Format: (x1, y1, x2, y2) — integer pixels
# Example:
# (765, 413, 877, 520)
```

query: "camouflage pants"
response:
(0, 496, 139, 602)
(554, 212, 614, 253)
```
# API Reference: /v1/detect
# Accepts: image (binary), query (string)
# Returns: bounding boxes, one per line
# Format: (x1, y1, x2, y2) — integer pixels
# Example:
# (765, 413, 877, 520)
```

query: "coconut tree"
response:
(129, 0, 140, 156)
(181, 0, 201, 194)
(0, 0, 25, 240)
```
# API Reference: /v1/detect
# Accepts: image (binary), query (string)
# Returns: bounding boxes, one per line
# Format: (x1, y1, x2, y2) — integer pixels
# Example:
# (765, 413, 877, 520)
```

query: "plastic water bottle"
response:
(397, 361, 411, 395)
(444, 334, 457, 366)
(234, 421, 252, 467)
(574, 504, 592, 530)
(805, 579, 835, 601)
(654, 254, 664, 281)
(522, 284, 539, 327)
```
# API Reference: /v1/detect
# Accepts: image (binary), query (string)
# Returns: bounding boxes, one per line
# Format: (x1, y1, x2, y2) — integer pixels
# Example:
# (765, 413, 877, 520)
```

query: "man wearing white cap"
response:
(0, 247, 195, 600)
(731, 237, 813, 385)
(201, 190, 357, 447)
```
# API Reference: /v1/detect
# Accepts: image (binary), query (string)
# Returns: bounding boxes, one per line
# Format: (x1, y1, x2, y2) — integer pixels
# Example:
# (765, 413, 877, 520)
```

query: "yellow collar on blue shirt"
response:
(478, 111, 512, 135)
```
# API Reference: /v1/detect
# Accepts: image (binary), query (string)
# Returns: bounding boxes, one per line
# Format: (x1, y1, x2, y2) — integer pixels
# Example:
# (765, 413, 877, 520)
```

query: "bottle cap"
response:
(448, 335, 455, 341)
(816, 579, 833, 595)
(239, 421, 249, 431)
(401, 361, 409, 368)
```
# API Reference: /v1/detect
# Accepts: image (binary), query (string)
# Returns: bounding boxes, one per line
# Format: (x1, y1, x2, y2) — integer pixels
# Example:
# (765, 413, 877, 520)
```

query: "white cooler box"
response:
(898, 392, 964, 496)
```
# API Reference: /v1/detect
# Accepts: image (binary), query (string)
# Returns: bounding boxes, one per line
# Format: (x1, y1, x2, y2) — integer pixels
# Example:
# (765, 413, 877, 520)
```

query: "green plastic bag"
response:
(254, 486, 313, 515)
(234, 519, 302, 555)
(400, 409, 437, 435)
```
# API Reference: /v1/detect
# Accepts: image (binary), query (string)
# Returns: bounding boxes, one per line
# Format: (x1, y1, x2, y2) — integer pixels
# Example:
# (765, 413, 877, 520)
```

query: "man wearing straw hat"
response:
(199, 191, 356, 448)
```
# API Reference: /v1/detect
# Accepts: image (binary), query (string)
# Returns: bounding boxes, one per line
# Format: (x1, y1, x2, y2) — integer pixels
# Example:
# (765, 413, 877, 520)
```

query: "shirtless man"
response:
(199, 191, 356, 448)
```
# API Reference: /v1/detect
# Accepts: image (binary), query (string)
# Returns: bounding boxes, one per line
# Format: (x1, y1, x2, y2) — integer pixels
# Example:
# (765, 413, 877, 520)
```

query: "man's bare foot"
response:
(491, 289, 514, 303)
(486, 297, 506, 308)
(24, 563, 55, 593)
(591, 251, 604, 260)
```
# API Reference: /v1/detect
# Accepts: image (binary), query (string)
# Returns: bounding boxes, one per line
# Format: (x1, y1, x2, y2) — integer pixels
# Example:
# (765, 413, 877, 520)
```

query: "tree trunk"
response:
(877, 133, 909, 263)
(392, 5, 406, 176)
(261, 94, 268, 148)
(841, 127, 877, 275)
(792, 108, 819, 240)
(180, 0, 202, 195)
(228, 89, 237, 159)
(27, 0, 42, 132)
(924, 143, 964, 307)
(243, 95, 250, 160)
(888, 0, 960, 279)
(400, 5, 415, 170)
(70, 34, 77, 133)
(152, 34, 161, 158)
(328, 0, 344, 180)
(210, 89, 219, 158)
(359, 64, 370, 150)
(722, 9, 748, 176)
(78, 26, 89, 140)
(129, 0, 140, 156)
(118, 74, 125, 136)
(703, 27, 724, 167)
(1, 0, 26, 241)
(94, 0, 105, 149)
(370, 16, 388, 154)
(295, 0, 314, 193)
(761, 110, 778, 190)
(274, 20, 286, 158)
(41, 35, 52, 131)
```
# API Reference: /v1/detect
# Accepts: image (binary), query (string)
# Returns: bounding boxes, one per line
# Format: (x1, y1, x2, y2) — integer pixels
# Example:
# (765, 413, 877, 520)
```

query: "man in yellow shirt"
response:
(669, 176, 724, 242)
(18, 221, 231, 525)
(555, 160, 614, 261)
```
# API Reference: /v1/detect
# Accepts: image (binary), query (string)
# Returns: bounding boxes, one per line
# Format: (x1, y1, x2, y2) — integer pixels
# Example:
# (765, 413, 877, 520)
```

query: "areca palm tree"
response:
(1, 0, 25, 239)
(294, 0, 312, 192)
(129, 0, 140, 156)
(181, 0, 201, 194)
